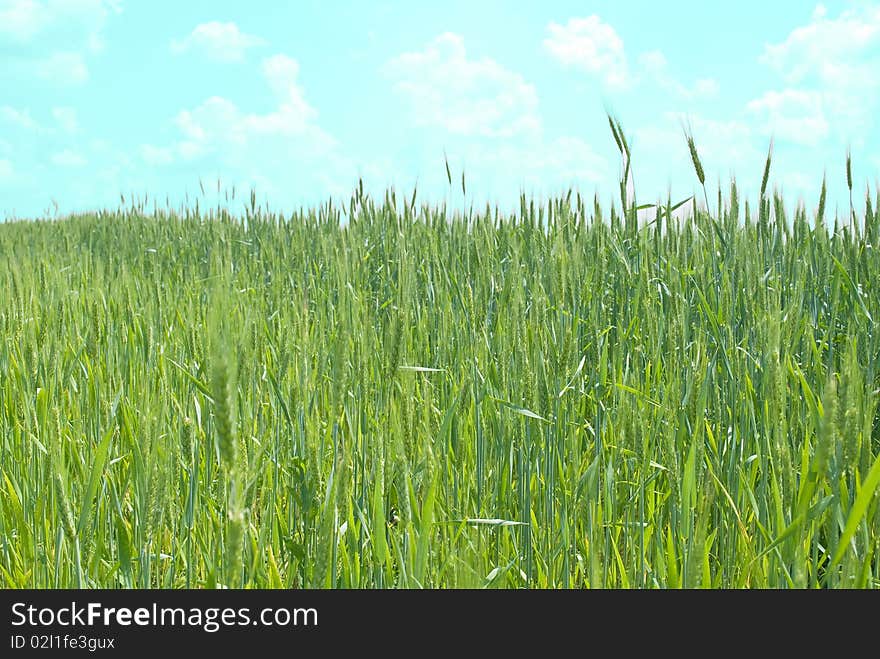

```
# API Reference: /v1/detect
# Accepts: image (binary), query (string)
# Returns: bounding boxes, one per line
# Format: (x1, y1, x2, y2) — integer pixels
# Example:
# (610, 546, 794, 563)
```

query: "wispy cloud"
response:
(634, 112, 761, 198)
(462, 136, 608, 191)
(171, 21, 266, 62)
(1, 0, 120, 87)
(746, 89, 828, 145)
(543, 16, 628, 88)
(140, 144, 174, 166)
(0, 0, 120, 45)
(52, 107, 79, 134)
(51, 149, 88, 167)
(31, 51, 89, 85)
(384, 33, 540, 138)
(638, 51, 719, 99)
(144, 53, 335, 169)
(757, 3, 880, 140)
(0, 105, 40, 130)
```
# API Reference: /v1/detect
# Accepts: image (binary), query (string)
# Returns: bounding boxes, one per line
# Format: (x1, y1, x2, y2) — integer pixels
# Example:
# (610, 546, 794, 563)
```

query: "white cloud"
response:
(150, 53, 335, 166)
(51, 149, 87, 167)
(248, 55, 317, 135)
(746, 89, 828, 145)
(1, 105, 80, 135)
(0, 0, 120, 47)
(0, 105, 39, 130)
(694, 79, 721, 96)
(1, 1, 120, 88)
(0, 0, 42, 41)
(778, 170, 817, 197)
(543, 24, 719, 127)
(262, 54, 300, 97)
(384, 32, 541, 138)
(761, 4, 880, 84)
(172, 88, 327, 155)
(32, 51, 89, 85)
(637, 115, 755, 161)
(637, 50, 719, 99)
(674, 116, 758, 166)
(137, 54, 359, 208)
(171, 21, 265, 62)
(638, 50, 666, 74)
(175, 96, 248, 151)
(508, 136, 608, 187)
(759, 4, 880, 138)
(544, 16, 628, 88)
(423, 135, 610, 214)
(141, 144, 175, 166)
(52, 106, 79, 133)
(634, 113, 761, 201)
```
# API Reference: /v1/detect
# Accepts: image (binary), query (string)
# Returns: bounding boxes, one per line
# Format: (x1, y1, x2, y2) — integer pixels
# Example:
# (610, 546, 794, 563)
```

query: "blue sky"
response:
(1, 0, 878, 220)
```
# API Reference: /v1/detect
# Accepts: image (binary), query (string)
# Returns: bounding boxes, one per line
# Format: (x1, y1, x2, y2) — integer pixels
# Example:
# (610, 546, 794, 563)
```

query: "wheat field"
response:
(1, 126, 878, 589)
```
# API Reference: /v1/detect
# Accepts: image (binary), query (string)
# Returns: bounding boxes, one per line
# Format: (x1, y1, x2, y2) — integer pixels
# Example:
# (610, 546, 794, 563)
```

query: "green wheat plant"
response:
(0, 124, 878, 589)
